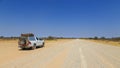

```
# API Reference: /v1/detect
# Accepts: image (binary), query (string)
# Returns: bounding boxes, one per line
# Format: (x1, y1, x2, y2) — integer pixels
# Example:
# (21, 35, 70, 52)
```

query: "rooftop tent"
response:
(21, 33, 34, 37)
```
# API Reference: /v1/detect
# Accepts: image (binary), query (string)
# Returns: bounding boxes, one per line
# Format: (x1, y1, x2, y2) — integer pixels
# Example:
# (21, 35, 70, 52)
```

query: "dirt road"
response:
(0, 39, 120, 68)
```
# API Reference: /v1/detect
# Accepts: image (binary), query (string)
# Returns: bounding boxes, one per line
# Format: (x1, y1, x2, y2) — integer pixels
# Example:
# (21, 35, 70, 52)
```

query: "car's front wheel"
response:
(42, 42, 45, 47)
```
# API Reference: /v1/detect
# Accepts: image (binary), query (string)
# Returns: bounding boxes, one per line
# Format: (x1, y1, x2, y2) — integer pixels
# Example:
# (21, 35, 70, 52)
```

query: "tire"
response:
(42, 43, 45, 47)
(32, 44, 36, 50)
(22, 48, 25, 50)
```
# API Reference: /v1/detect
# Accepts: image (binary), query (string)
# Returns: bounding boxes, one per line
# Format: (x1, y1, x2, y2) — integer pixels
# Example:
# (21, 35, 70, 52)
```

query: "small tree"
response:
(47, 36, 55, 40)
(0, 36, 4, 39)
(100, 37, 106, 40)
(94, 36, 98, 40)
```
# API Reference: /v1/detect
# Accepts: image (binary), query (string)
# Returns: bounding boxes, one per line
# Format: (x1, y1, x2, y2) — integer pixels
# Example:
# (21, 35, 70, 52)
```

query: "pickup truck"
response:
(18, 34, 45, 50)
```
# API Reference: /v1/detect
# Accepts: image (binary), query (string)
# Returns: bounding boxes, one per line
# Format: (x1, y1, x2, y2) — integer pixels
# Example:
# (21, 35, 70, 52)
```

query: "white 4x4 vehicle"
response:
(18, 34, 45, 50)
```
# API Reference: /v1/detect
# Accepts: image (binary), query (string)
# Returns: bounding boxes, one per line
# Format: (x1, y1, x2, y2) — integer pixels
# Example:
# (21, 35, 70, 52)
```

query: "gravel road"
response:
(0, 39, 120, 68)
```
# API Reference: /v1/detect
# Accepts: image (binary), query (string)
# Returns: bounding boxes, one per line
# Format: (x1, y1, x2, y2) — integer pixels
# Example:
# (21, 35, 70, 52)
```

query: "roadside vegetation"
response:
(43, 36, 76, 40)
(0, 36, 76, 41)
(0, 36, 19, 40)
(83, 36, 120, 47)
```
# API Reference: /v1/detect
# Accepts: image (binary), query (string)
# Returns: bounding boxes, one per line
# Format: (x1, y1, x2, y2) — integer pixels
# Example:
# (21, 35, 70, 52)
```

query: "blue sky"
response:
(0, 0, 120, 37)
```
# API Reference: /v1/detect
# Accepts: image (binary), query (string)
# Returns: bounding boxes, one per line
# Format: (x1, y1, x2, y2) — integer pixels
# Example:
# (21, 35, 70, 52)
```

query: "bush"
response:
(94, 36, 98, 40)
(100, 37, 106, 40)
(47, 36, 56, 40)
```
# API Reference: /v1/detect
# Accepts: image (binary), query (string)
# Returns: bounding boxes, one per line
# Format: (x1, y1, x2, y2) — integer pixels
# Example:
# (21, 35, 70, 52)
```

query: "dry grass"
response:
(89, 39, 120, 47)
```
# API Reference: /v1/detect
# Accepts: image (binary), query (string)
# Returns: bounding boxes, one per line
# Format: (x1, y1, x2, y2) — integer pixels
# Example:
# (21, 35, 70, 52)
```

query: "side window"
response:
(36, 37, 38, 40)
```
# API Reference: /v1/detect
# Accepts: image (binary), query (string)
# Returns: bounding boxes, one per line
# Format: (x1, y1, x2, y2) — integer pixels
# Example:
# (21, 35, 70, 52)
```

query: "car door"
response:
(36, 37, 42, 46)
(39, 38, 44, 45)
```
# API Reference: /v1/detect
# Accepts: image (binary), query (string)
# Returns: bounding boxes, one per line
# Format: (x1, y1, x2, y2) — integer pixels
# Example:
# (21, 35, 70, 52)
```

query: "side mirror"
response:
(36, 37, 39, 40)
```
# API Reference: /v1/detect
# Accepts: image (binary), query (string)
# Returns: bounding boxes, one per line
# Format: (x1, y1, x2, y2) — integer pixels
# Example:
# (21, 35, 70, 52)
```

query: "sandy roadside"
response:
(87, 39, 120, 47)
(0, 39, 72, 65)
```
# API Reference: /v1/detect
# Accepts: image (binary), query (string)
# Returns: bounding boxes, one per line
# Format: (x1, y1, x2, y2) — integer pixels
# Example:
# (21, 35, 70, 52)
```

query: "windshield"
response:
(28, 37, 36, 41)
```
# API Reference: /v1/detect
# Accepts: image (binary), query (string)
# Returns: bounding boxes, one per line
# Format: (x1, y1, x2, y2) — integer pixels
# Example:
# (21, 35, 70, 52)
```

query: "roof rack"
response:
(21, 33, 34, 37)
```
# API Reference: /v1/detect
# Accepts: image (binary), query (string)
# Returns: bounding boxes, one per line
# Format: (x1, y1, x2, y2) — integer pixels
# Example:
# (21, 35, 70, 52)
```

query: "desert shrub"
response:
(110, 37, 120, 41)
(94, 36, 98, 40)
(46, 36, 56, 40)
(100, 37, 106, 40)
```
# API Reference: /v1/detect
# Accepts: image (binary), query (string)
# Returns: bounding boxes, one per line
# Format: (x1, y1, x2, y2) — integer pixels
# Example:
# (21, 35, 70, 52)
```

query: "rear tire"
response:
(22, 48, 25, 50)
(32, 45, 36, 50)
